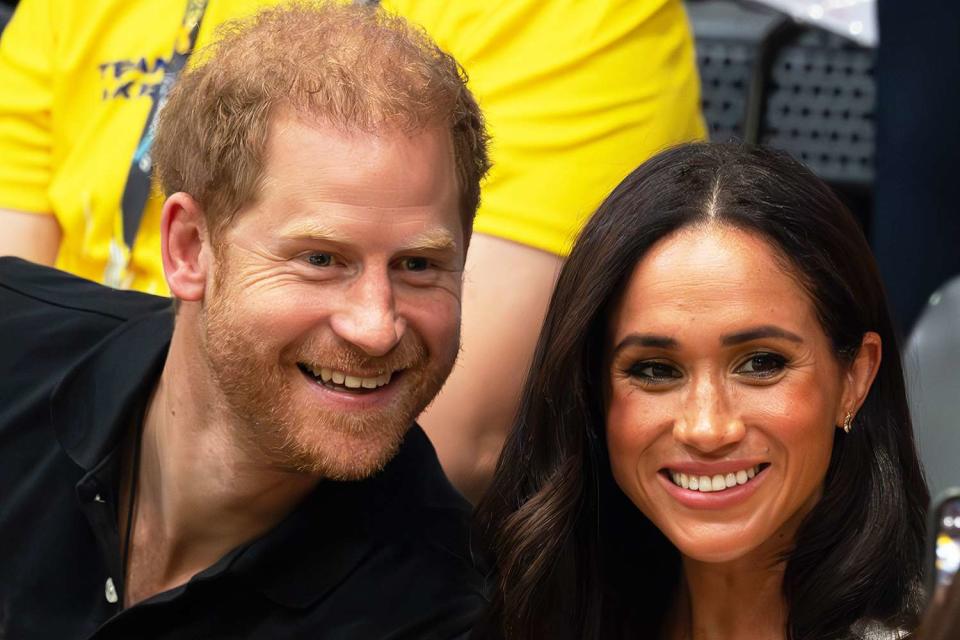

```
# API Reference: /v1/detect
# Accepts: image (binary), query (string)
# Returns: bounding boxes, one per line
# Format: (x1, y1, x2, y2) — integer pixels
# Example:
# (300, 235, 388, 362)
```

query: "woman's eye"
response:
(736, 353, 787, 378)
(307, 253, 334, 267)
(627, 361, 682, 384)
(401, 257, 430, 272)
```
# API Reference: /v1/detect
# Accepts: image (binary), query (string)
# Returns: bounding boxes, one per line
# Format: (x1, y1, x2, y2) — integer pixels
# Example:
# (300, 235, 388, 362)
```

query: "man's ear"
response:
(837, 331, 883, 428)
(161, 192, 210, 302)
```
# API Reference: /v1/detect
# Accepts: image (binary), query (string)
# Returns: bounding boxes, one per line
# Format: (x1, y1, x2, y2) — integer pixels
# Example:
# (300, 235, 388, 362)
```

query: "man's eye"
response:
(626, 361, 682, 384)
(735, 353, 787, 377)
(307, 253, 334, 267)
(401, 257, 429, 272)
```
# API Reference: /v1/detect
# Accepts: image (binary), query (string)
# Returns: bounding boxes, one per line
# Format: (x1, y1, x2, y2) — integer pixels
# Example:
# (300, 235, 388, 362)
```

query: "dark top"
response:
(0, 258, 485, 640)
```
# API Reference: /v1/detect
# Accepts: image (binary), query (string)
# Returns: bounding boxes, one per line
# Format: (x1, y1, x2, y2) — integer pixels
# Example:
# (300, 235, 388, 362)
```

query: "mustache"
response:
(295, 333, 427, 374)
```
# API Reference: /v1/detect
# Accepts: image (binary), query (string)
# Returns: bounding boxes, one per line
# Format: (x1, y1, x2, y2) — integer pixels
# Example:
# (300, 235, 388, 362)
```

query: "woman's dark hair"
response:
(475, 142, 929, 640)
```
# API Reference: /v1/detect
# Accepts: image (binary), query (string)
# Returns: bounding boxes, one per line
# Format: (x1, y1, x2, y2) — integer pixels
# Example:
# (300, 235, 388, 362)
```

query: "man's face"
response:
(201, 115, 464, 480)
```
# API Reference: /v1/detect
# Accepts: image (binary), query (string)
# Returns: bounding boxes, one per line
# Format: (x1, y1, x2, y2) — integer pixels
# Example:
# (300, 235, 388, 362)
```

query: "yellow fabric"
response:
(0, 0, 704, 295)
(385, 0, 707, 256)
(0, 0, 281, 295)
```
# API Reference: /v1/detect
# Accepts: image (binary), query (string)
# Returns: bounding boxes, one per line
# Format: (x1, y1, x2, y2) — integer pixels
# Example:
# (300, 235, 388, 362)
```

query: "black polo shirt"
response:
(0, 258, 485, 639)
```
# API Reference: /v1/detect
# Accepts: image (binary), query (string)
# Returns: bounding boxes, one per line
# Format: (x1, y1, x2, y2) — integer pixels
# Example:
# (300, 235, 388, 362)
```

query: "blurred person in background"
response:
(0, 0, 705, 502)
(913, 577, 960, 640)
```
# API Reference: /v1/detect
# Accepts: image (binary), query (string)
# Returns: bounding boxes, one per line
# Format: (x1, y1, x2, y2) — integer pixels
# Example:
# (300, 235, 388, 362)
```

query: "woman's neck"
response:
(667, 554, 788, 640)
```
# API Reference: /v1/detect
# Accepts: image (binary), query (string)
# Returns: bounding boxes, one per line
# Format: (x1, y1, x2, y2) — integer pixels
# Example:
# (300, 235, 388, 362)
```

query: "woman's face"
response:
(605, 225, 856, 565)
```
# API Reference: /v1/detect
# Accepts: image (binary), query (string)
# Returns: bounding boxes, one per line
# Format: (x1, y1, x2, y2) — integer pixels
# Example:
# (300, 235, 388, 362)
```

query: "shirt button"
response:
(105, 577, 119, 604)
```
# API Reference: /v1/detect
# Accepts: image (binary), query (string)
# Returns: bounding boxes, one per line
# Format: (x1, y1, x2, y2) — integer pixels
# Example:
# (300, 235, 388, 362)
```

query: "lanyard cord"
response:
(117, 0, 209, 258)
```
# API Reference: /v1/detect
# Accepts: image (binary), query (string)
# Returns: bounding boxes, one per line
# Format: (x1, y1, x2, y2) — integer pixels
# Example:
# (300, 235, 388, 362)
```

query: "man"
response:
(0, 3, 489, 638)
(0, 0, 705, 503)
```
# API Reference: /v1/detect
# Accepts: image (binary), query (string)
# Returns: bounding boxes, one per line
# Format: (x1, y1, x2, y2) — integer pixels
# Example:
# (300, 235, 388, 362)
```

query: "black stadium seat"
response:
(686, 0, 875, 229)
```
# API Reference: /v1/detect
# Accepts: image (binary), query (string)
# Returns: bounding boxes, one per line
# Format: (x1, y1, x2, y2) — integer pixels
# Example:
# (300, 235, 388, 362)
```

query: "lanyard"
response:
(106, 0, 209, 288)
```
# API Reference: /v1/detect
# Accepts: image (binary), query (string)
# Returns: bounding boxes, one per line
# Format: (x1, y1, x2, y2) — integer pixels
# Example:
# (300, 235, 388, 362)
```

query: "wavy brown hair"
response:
(475, 142, 928, 640)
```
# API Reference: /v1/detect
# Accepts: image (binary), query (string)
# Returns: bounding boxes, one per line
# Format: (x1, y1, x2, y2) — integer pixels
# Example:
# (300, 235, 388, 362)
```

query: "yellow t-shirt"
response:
(384, 0, 706, 256)
(0, 0, 282, 295)
(0, 0, 704, 295)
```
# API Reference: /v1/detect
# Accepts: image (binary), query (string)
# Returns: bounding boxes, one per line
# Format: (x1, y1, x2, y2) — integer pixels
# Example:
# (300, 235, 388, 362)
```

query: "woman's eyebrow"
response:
(613, 334, 679, 353)
(613, 325, 804, 354)
(721, 325, 804, 346)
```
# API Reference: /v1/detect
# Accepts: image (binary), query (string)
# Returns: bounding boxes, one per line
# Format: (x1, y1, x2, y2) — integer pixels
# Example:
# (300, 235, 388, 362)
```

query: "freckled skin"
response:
(605, 225, 849, 566)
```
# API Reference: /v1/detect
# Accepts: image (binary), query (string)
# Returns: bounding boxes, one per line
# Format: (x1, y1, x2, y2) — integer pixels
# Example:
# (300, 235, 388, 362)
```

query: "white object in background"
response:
(749, 0, 877, 47)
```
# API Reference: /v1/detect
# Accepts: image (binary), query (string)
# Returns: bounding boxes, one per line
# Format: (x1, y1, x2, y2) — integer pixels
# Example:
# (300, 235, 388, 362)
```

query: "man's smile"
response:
(297, 362, 398, 393)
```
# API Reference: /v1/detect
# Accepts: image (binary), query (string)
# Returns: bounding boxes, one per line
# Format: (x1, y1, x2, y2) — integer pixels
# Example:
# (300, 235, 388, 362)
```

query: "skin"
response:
(419, 233, 561, 503)
(0, 207, 61, 265)
(605, 224, 881, 640)
(121, 115, 464, 606)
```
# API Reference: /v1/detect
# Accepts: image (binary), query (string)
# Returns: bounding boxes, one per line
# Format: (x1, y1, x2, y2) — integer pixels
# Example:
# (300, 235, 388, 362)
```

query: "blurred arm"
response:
(418, 233, 561, 503)
(0, 208, 61, 265)
(0, 1, 59, 267)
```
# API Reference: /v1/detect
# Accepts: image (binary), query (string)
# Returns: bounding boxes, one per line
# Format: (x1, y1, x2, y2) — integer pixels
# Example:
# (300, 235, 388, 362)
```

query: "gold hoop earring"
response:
(842, 412, 854, 434)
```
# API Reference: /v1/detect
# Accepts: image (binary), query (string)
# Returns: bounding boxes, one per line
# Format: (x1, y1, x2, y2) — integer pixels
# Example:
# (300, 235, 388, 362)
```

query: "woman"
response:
(476, 143, 929, 640)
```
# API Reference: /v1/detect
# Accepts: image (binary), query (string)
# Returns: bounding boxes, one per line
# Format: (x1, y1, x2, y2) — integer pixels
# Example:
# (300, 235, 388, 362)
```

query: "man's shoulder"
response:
(363, 424, 485, 599)
(0, 257, 170, 322)
(0, 258, 172, 412)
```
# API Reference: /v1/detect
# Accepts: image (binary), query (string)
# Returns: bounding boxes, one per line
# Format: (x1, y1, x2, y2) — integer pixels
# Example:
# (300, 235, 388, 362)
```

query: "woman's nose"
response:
(672, 374, 745, 453)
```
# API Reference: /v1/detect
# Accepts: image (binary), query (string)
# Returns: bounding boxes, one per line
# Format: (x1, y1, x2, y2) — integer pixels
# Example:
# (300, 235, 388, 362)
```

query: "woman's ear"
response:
(161, 192, 210, 302)
(838, 331, 883, 428)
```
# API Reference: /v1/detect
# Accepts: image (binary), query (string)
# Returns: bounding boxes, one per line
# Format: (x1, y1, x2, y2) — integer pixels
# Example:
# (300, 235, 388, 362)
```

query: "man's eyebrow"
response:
(400, 228, 458, 253)
(278, 222, 458, 252)
(613, 334, 680, 354)
(279, 220, 341, 240)
(720, 325, 804, 346)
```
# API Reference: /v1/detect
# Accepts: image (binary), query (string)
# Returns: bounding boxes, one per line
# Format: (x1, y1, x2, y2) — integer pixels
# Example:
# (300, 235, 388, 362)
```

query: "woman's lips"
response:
(666, 464, 766, 492)
(658, 463, 770, 510)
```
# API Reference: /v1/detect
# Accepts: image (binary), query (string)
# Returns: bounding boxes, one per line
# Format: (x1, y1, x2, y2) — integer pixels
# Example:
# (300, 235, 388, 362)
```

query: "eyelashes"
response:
(622, 352, 789, 387)
(735, 353, 788, 377)
(625, 361, 682, 385)
(300, 252, 445, 274)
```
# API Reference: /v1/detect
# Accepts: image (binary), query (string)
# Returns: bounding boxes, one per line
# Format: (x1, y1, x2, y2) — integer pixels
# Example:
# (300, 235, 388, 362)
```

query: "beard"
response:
(200, 269, 457, 481)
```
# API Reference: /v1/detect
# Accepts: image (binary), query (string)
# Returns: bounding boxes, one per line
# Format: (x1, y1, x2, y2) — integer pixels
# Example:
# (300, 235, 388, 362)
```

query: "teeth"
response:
(700, 475, 712, 492)
(711, 475, 723, 491)
(302, 365, 394, 390)
(668, 465, 762, 492)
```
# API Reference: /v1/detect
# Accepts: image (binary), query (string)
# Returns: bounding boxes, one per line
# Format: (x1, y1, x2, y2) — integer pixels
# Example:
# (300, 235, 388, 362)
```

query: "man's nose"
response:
(329, 271, 406, 357)
(672, 374, 745, 453)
